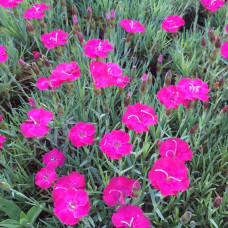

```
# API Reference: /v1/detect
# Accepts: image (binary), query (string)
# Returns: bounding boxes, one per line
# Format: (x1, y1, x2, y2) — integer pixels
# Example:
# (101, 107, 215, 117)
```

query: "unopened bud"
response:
(155, 139, 161, 154)
(132, 181, 141, 198)
(124, 92, 132, 107)
(131, 65, 136, 81)
(158, 55, 163, 63)
(218, 76, 225, 88)
(140, 73, 147, 96)
(186, 100, 195, 111)
(32, 51, 40, 60)
(0, 114, 2, 123)
(203, 100, 209, 111)
(18, 59, 31, 71)
(220, 105, 228, 114)
(0, 181, 11, 190)
(166, 108, 173, 117)
(72, 4, 77, 17)
(181, 211, 192, 224)
(76, 32, 85, 44)
(201, 36, 206, 48)
(32, 62, 40, 75)
(213, 196, 222, 208)
(29, 98, 36, 109)
(126, 32, 133, 42)
(87, 7, 92, 22)
(146, 72, 152, 86)
(213, 82, 219, 91)
(110, 9, 115, 19)
(215, 36, 221, 49)
(105, 12, 110, 21)
(73, 16, 78, 24)
(189, 125, 199, 135)
(26, 21, 34, 33)
(156, 55, 163, 73)
(151, 43, 157, 55)
(164, 70, 172, 87)
(18, 59, 26, 66)
(57, 103, 64, 116)
(42, 55, 51, 68)
(208, 28, 215, 43)
(94, 88, 101, 96)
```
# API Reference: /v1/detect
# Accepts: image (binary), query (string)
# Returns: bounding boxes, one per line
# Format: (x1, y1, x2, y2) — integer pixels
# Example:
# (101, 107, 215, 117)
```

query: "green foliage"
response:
(0, 0, 227, 227)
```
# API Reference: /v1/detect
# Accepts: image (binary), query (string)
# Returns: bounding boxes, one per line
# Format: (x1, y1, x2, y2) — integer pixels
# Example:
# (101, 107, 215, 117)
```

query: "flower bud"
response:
(189, 125, 199, 135)
(29, 98, 36, 109)
(42, 55, 51, 68)
(131, 65, 136, 81)
(32, 51, 40, 60)
(158, 55, 163, 63)
(218, 76, 225, 88)
(146, 72, 152, 86)
(126, 32, 133, 42)
(213, 196, 222, 208)
(72, 4, 77, 17)
(151, 43, 157, 55)
(155, 139, 161, 154)
(57, 103, 64, 116)
(215, 36, 221, 49)
(156, 55, 163, 74)
(73, 16, 78, 25)
(87, 7, 92, 22)
(220, 105, 228, 114)
(18, 59, 31, 71)
(76, 31, 85, 44)
(0, 181, 11, 190)
(105, 12, 110, 21)
(140, 73, 147, 97)
(203, 100, 209, 111)
(166, 108, 173, 117)
(132, 181, 141, 198)
(213, 82, 219, 91)
(124, 92, 132, 107)
(164, 70, 172, 87)
(181, 211, 192, 224)
(186, 100, 195, 111)
(32, 62, 40, 75)
(208, 28, 215, 43)
(18, 59, 26, 66)
(26, 21, 34, 33)
(0, 114, 2, 123)
(201, 36, 206, 48)
(110, 9, 115, 19)
(190, 221, 196, 227)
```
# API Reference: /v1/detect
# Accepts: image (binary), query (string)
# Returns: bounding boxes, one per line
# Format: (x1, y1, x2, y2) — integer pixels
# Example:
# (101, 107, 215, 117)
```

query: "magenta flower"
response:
(107, 62, 130, 88)
(148, 157, 190, 196)
(112, 205, 151, 228)
(24, 3, 50, 20)
(0, 0, 23, 8)
(120, 19, 145, 33)
(122, 103, 158, 133)
(53, 188, 90, 226)
(89, 61, 130, 89)
(176, 78, 210, 102)
(221, 41, 228, 59)
(103, 176, 140, 206)
(157, 85, 189, 109)
(35, 167, 57, 189)
(43, 148, 65, 168)
(20, 107, 53, 138)
(41, 29, 68, 49)
(159, 138, 193, 162)
(0, 46, 8, 63)
(50, 62, 81, 86)
(162, 15, 185, 33)
(69, 122, 96, 147)
(0, 136, 6, 149)
(226, 24, 228, 34)
(35, 75, 58, 90)
(100, 130, 132, 159)
(52, 172, 86, 201)
(201, 0, 225, 11)
(84, 39, 114, 59)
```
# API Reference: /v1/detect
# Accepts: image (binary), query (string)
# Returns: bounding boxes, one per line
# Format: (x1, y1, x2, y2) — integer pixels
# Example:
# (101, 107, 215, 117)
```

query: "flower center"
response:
(188, 83, 200, 93)
(29, 116, 38, 125)
(50, 33, 58, 43)
(44, 175, 49, 180)
(97, 42, 102, 51)
(121, 217, 134, 227)
(130, 21, 134, 30)
(114, 143, 120, 148)
(165, 139, 177, 157)
(33, 6, 40, 12)
(154, 169, 182, 182)
(69, 202, 76, 210)
(51, 157, 56, 161)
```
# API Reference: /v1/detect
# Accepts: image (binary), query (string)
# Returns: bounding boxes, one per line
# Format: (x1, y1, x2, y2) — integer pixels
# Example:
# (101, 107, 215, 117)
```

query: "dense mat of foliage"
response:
(0, 0, 227, 227)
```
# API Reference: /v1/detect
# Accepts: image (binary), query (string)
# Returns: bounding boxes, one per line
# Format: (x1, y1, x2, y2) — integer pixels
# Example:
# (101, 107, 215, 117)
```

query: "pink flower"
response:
(221, 41, 228, 59)
(24, 3, 50, 20)
(159, 138, 193, 162)
(69, 122, 96, 147)
(100, 130, 132, 159)
(120, 19, 145, 33)
(53, 188, 90, 226)
(103, 176, 140, 206)
(29, 98, 36, 108)
(201, 0, 225, 12)
(84, 39, 114, 58)
(107, 62, 130, 88)
(0, 0, 23, 8)
(0, 46, 8, 63)
(0, 136, 6, 149)
(43, 148, 65, 168)
(112, 205, 151, 228)
(20, 107, 53, 138)
(157, 85, 189, 109)
(41, 29, 68, 49)
(176, 78, 210, 102)
(122, 103, 158, 133)
(35, 167, 57, 189)
(161, 15, 185, 33)
(226, 24, 228, 34)
(0, 114, 3, 123)
(52, 172, 86, 201)
(148, 157, 190, 196)
(35, 75, 57, 90)
(50, 62, 81, 86)
(89, 61, 113, 89)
